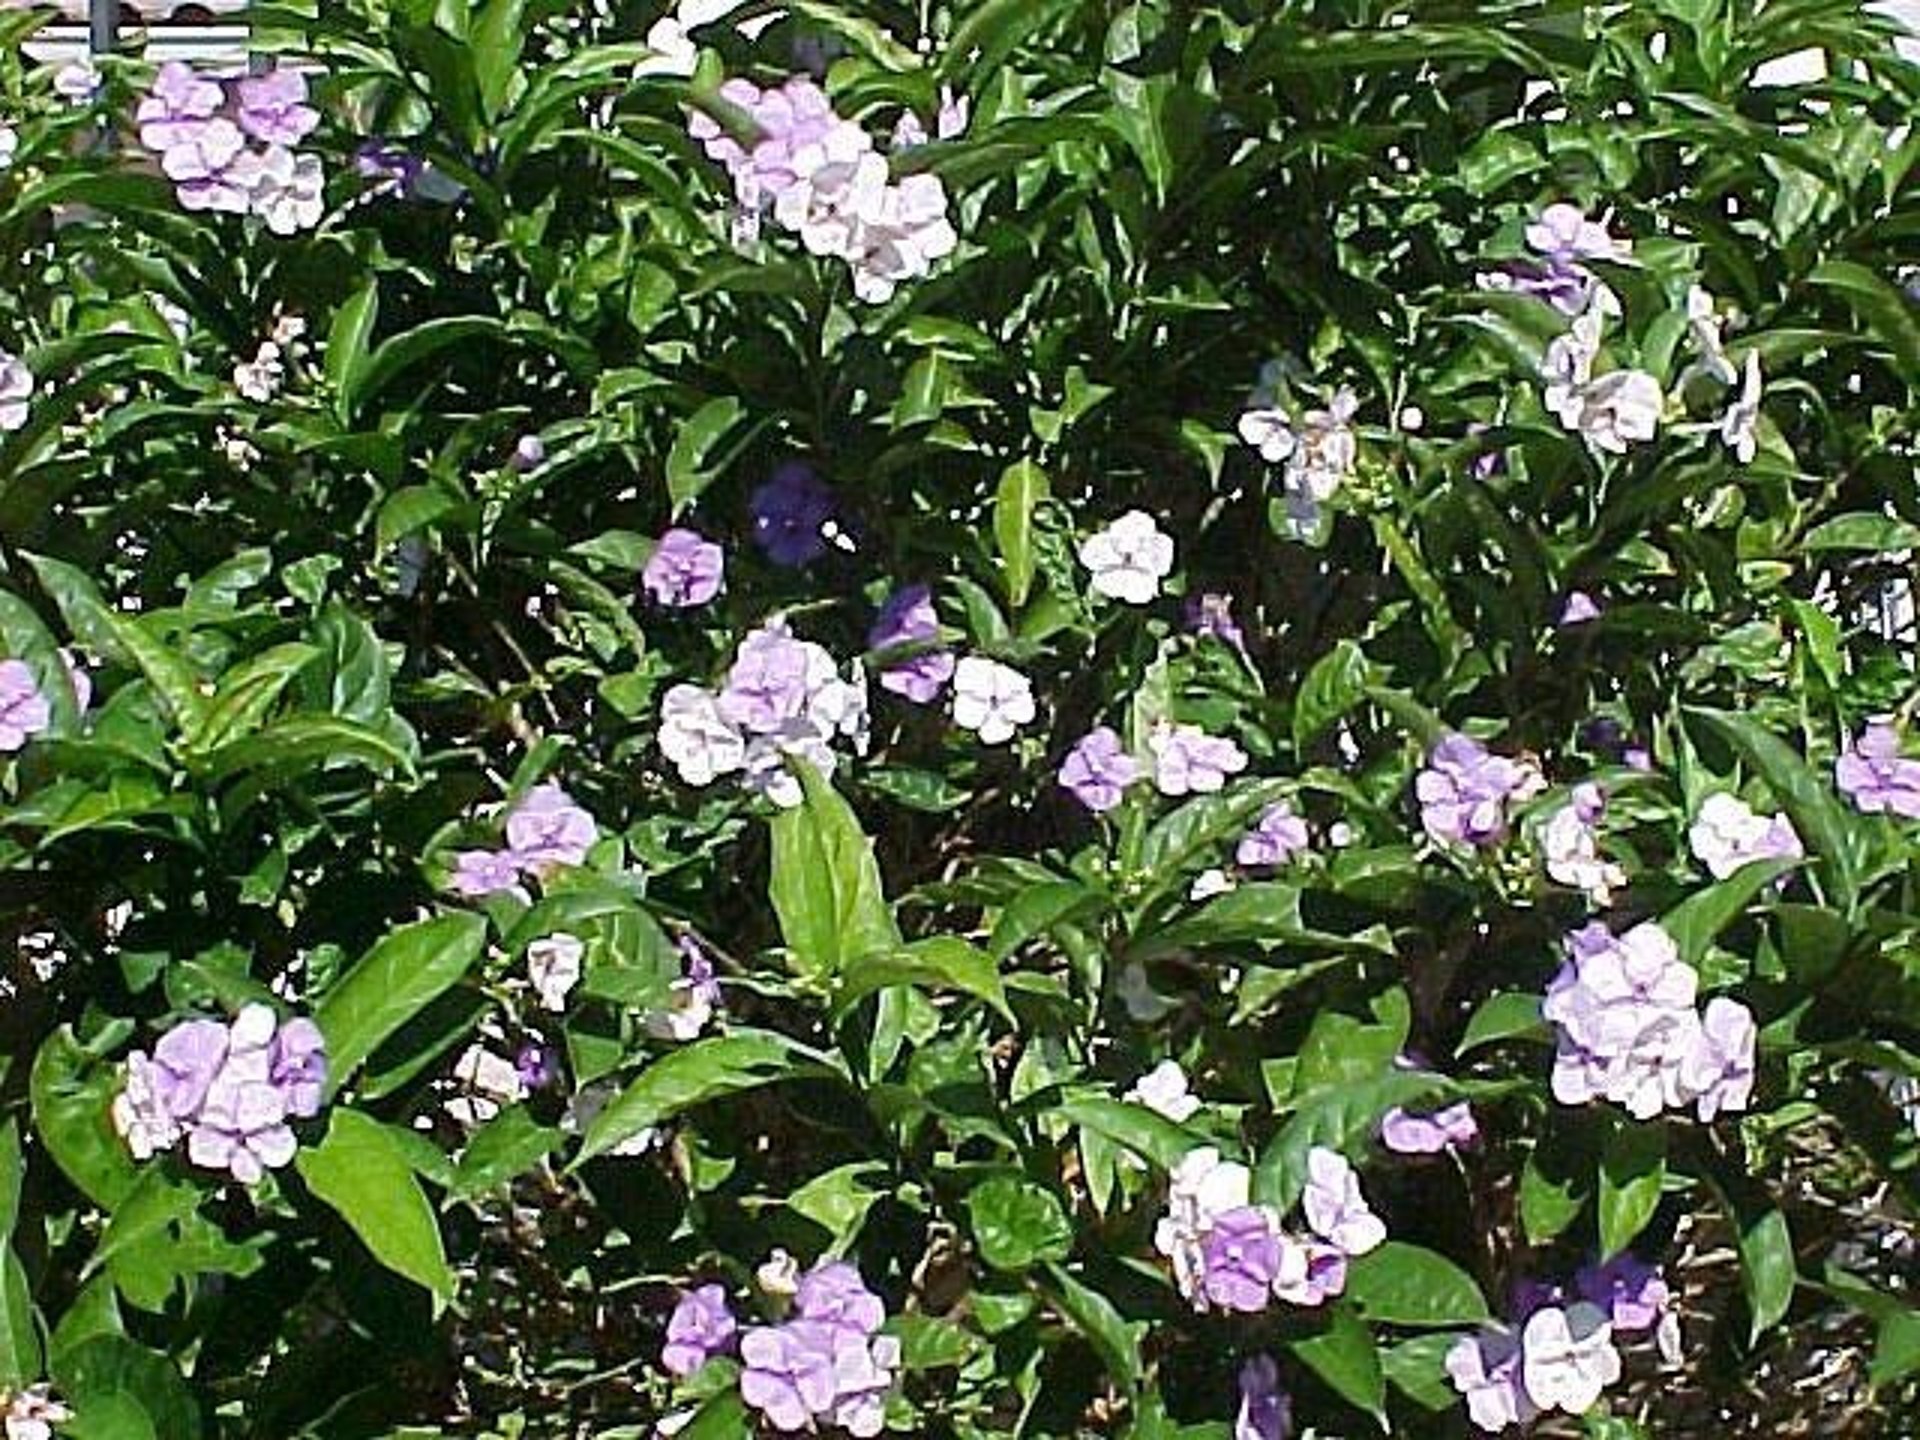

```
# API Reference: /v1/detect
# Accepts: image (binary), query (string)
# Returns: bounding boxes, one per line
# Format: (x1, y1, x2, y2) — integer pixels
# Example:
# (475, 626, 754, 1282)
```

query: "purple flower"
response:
(1446, 1328, 1539, 1433)
(644, 527, 726, 608)
(1559, 590, 1602, 625)
(1526, 203, 1626, 265)
(869, 584, 954, 704)
(1379, 1101, 1478, 1155)
(718, 629, 817, 734)
(514, 1043, 558, 1090)
(1235, 1356, 1292, 1440)
(1236, 801, 1310, 869)
(1575, 1255, 1668, 1335)
(1186, 592, 1247, 651)
(0, 659, 52, 752)
(1415, 732, 1544, 848)
(1201, 1207, 1284, 1312)
(151, 1018, 231, 1119)
(794, 1261, 885, 1339)
(1274, 1238, 1349, 1307)
(1836, 721, 1920, 818)
(740, 1322, 839, 1432)
(450, 848, 524, 898)
(510, 434, 546, 471)
(662, 1284, 737, 1377)
(750, 462, 836, 567)
(689, 76, 841, 209)
(505, 783, 597, 874)
(161, 118, 252, 214)
(268, 1018, 328, 1118)
(354, 142, 463, 202)
(1059, 726, 1140, 813)
(236, 68, 319, 146)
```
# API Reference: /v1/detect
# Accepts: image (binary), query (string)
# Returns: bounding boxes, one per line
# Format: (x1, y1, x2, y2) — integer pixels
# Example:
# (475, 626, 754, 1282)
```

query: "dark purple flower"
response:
(1186, 592, 1246, 651)
(644, 527, 726, 608)
(869, 584, 954, 704)
(794, 1261, 885, 1339)
(1836, 721, 1920, 818)
(1575, 1254, 1669, 1335)
(1059, 726, 1140, 814)
(662, 1283, 738, 1377)
(750, 462, 836, 567)
(514, 1043, 558, 1090)
(1201, 1207, 1283, 1313)
(1235, 1355, 1292, 1440)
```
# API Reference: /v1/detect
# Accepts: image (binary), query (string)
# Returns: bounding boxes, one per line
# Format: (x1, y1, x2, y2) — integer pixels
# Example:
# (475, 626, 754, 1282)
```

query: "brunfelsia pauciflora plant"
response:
(1, 0, 1919, 1434)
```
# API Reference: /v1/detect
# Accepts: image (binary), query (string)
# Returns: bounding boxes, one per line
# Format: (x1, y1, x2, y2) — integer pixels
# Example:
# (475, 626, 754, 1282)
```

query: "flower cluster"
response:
(1836, 720, 1920, 818)
(449, 782, 600, 898)
(1543, 920, 1756, 1121)
(1059, 722, 1250, 811)
(112, 1004, 328, 1184)
(689, 75, 957, 302)
(659, 617, 870, 806)
(1446, 1255, 1676, 1432)
(1237, 378, 1360, 534)
(1687, 791, 1803, 880)
(666, 1260, 899, 1436)
(1155, 1146, 1385, 1314)
(1415, 732, 1545, 849)
(136, 63, 326, 233)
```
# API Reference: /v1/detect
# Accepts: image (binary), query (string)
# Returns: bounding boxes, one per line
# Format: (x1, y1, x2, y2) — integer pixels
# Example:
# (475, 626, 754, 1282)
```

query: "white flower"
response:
(1079, 510, 1175, 604)
(1574, 369, 1662, 454)
(111, 1052, 182, 1160)
(1541, 311, 1601, 428)
(1720, 348, 1763, 464)
(232, 341, 284, 403)
(950, 656, 1034, 745)
(658, 683, 747, 785)
(445, 1043, 524, 1126)
(741, 723, 837, 809)
(1237, 407, 1297, 463)
(1126, 1059, 1201, 1123)
(1300, 1146, 1386, 1256)
(845, 172, 958, 304)
(235, 145, 326, 235)
(527, 932, 584, 1012)
(1687, 791, 1802, 880)
(1520, 1302, 1622, 1415)
(1188, 867, 1235, 900)
(1148, 723, 1248, 796)
(0, 124, 17, 171)
(0, 351, 32, 433)
(1686, 285, 1737, 386)
(2, 1384, 72, 1440)
(772, 123, 880, 256)
(757, 1248, 802, 1297)
(637, 15, 699, 76)
(1285, 387, 1359, 501)
(52, 58, 101, 105)
(645, 979, 718, 1041)
(1541, 783, 1626, 905)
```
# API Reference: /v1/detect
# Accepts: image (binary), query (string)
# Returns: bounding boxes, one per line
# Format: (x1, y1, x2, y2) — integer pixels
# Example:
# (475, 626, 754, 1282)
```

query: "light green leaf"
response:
(992, 460, 1048, 609)
(574, 1030, 825, 1165)
(768, 762, 901, 983)
(1344, 1242, 1491, 1327)
(315, 913, 489, 1095)
(296, 1109, 456, 1309)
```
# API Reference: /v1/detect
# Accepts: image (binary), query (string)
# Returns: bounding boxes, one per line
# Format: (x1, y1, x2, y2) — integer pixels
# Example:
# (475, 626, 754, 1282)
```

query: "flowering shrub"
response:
(2, 0, 1920, 1435)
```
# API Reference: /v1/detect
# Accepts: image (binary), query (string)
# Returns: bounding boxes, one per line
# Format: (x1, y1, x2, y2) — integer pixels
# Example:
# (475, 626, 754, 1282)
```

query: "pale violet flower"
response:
(844, 173, 958, 304)
(1540, 783, 1626, 905)
(1541, 308, 1604, 428)
(950, 656, 1034, 745)
(1519, 1303, 1622, 1416)
(772, 123, 881, 257)
(1720, 348, 1763, 464)
(1237, 406, 1297, 464)
(52, 58, 101, 105)
(1286, 387, 1359, 502)
(446, 1043, 525, 1126)
(1126, 1059, 1201, 1123)
(2, 1383, 72, 1440)
(1300, 1147, 1386, 1257)
(1155, 1147, 1255, 1304)
(526, 932, 584, 1012)
(1078, 510, 1174, 604)
(1676, 995, 1756, 1122)
(1686, 285, 1737, 386)
(1148, 723, 1248, 797)
(1687, 791, 1803, 880)
(1526, 203, 1630, 265)
(0, 124, 16, 172)
(659, 683, 748, 786)
(235, 145, 326, 235)
(1574, 369, 1662, 454)
(1446, 1328, 1538, 1433)
(0, 351, 33, 432)
(1189, 867, 1236, 900)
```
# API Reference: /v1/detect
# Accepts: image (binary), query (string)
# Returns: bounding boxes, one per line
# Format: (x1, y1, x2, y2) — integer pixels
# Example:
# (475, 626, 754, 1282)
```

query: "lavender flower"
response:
(1575, 1254, 1670, 1336)
(449, 848, 524, 899)
(1836, 720, 1920, 818)
(1539, 781, 1625, 905)
(1, 1384, 72, 1440)
(1125, 1059, 1200, 1123)
(1201, 1207, 1285, 1312)
(136, 61, 224, 151)
(1379, 1101, 1479, 1155)
(868, 584, 954, 704)
(740, 1323, 839, 1432)
(1300, 1147, 1386, 1256)
(1235, 1356, 1292, 1440)
(0, 660, 51, 752)
(750, 462, 836, 567)
(1148, 723, 1248, 796)
(1236, 801, 1310, 870)
(526, 932, 584, 1012)
(663, 1284, 738, 1377)
(1687, 792, 1802, 879)
(645, 935, 723, 1042)
(1059, 726, 1140, 813)
(268, 1018, 328, 1118)
(643, 527, 726, 608)
(235, 68, 319, 147)
(738, 1261, 899, 1435)
(1446, 1328, 1539, 1433)
(1186, 591, 1246, 651)
(505, 782, 597, 874)
(1559, 590, 1602, 625)
(793, 1261, 885, 1339)
(161, 119, 252, 214)
(1415, 733, 1545, 848)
